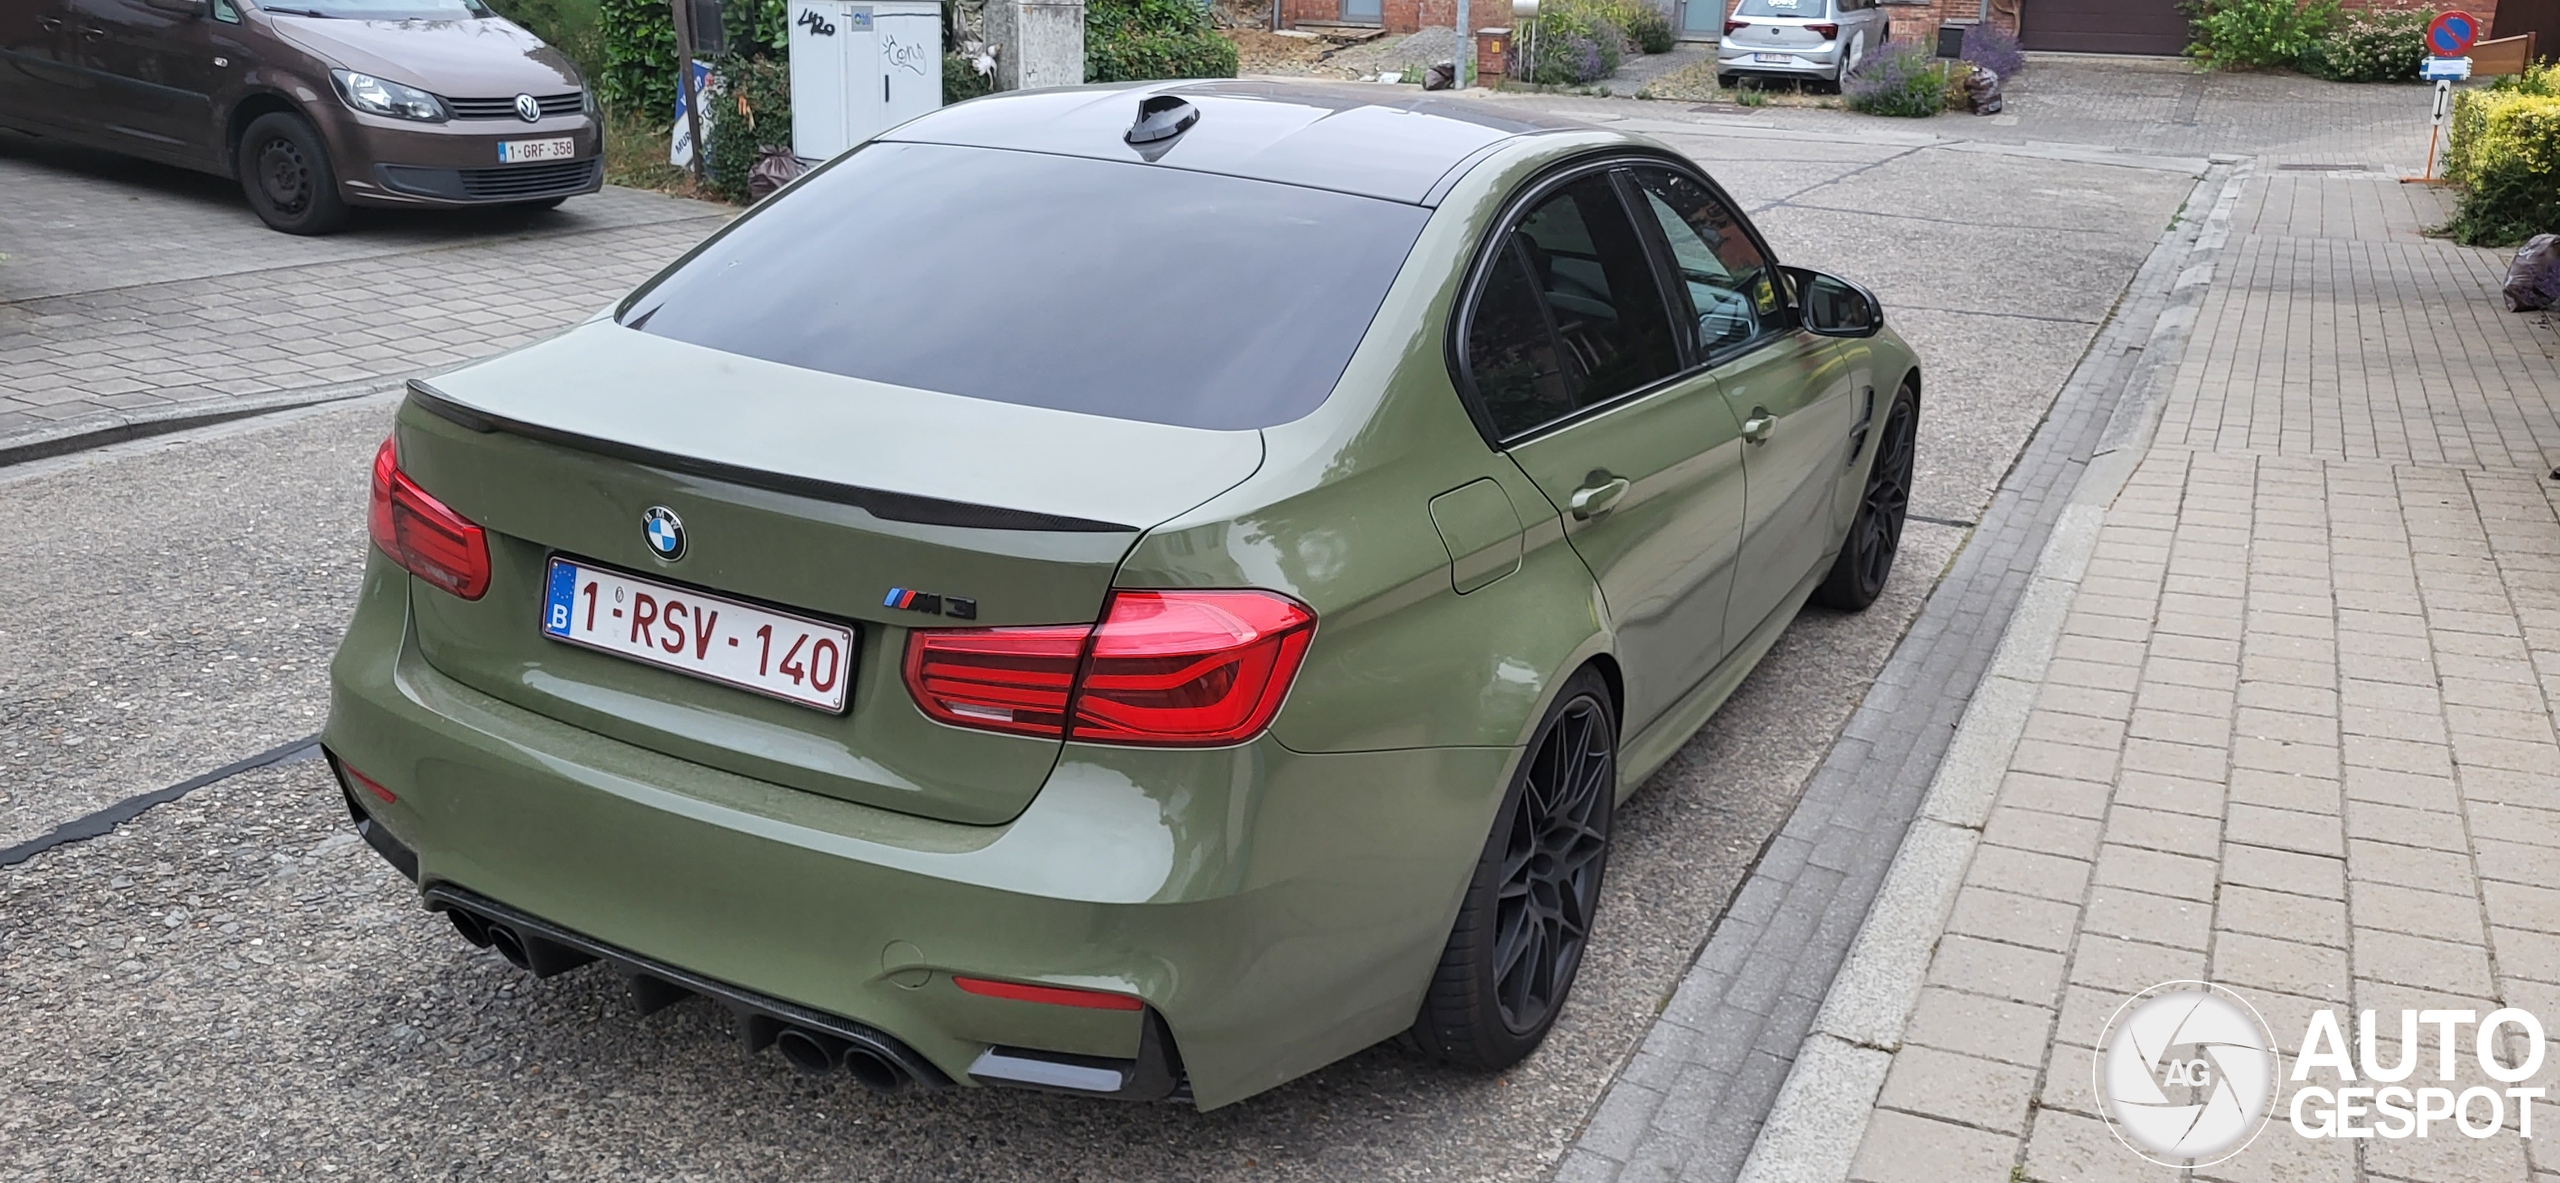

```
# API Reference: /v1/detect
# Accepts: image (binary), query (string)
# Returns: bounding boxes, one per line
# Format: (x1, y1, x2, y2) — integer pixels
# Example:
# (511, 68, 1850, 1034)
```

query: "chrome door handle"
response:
(1568, 476, 1631, 521)
(81, 25, 107, 38)
(1742, 407, 1776, 444)
(38, 15, 63, 29)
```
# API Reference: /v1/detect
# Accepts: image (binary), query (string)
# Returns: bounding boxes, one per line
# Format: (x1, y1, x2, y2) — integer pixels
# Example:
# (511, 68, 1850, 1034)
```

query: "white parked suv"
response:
(1716, 0, 1891, 89)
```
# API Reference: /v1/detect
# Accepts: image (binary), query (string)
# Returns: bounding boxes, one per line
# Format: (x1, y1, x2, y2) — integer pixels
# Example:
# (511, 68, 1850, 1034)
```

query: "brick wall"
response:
(1880, 0, 2502, 51)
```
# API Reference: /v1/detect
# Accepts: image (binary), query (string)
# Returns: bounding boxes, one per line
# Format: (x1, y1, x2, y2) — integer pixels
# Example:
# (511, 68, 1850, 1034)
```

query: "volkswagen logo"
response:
(2096, 982, 2279, 1167)
(513, 92, 541, 122)
(642, 506, 686, 561)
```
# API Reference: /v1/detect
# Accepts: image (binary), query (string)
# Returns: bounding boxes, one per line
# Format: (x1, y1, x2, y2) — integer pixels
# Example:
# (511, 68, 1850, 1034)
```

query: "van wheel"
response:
(1406, 668, 1615, 1070)
(1812, 381, 1917, 611)
(239, 112, 350, 235)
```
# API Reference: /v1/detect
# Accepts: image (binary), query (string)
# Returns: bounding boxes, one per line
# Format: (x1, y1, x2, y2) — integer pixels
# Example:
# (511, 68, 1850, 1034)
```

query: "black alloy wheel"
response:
(1407, 668, 1616, 1070)
(1491, 693, 1612, 1034)
(1812, 381, 1917, 611)
(237, 112, 351, 236)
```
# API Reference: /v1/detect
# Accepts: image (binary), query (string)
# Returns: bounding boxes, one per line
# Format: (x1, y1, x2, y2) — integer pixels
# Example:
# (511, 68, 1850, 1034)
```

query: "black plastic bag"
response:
(1965, 65, 2003, 115)
(1424, 61, 1456, 90)
(2505, 234, 2560, 313)
(748, 147, 809, 202)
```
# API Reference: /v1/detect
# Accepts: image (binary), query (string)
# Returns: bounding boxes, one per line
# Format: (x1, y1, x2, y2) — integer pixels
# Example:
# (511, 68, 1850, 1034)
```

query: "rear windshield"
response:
(1734, 0, 1826, 16)
(619, 142, 1432, 431)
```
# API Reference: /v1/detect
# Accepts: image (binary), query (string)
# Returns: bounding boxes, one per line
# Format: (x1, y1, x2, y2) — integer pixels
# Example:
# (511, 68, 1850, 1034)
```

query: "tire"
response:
(1407, 668, 1616, 1070)
(1717, 73, 1739, 90)
(237, 112, 350, 235)
(1812, 380, 1917, 612)
(1836, 30, 1868, 88)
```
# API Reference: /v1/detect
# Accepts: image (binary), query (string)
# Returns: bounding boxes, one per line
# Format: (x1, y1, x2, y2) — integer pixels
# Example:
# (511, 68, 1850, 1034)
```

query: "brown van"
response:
(0, 0, 601, 234)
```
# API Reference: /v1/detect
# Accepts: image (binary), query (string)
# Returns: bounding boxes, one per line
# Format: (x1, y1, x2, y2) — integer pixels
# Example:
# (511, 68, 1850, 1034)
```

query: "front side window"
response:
(1629, 167, 1781, 359)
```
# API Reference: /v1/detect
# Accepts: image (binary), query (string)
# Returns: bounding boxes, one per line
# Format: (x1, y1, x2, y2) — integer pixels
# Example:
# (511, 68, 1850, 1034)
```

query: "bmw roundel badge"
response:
(642, 506, 686, 561)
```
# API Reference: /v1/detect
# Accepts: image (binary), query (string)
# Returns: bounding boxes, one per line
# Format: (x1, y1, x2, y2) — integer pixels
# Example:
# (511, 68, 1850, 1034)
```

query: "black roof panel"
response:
(881, 80, 1585, 204)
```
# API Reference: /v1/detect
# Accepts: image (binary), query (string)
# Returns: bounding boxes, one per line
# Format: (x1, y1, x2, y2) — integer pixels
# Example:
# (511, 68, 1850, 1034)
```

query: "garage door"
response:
(2020, 0, 2190, 54)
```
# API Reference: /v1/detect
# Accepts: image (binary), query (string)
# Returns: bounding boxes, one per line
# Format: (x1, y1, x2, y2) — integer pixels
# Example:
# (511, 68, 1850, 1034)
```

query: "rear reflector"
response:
(370, 438, 490, 601)
(903, 589, 1315, 747)
(952, 976, 1145, 1011)
(343, 764, 396, 804)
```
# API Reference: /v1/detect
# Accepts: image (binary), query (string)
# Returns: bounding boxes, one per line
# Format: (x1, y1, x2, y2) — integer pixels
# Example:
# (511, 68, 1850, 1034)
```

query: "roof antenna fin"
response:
(1126, 95, 1201, 145)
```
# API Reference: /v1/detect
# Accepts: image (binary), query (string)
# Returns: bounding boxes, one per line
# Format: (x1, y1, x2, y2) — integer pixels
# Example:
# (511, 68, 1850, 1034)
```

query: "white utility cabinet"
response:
(788, 0, 942, 163)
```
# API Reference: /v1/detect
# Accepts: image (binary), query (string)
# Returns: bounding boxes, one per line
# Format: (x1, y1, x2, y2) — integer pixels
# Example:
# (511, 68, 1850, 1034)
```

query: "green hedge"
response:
(2298, 7, 2426, 82)
(600, 0, 788, 117)
(705, 52, 791, 199)
(2186, 0, 2338, 71)
(1087, 0, 1238, 82)
(2444, 66, 2560, 246)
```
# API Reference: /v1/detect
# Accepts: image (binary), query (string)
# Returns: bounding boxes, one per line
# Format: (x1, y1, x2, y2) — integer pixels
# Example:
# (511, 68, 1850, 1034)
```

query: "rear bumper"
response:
(323, 558, 1519, 1109)
(1716, 38, 1847, 75)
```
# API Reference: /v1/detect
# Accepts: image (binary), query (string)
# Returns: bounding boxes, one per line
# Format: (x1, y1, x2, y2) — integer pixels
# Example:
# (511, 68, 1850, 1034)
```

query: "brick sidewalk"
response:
(0, 153, 729, 457)
(1828, 178, 2560, 1180)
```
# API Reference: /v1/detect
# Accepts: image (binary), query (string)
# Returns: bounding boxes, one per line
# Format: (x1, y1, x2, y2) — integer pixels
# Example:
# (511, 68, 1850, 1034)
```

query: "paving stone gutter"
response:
(1555, 154, 2251, 1183)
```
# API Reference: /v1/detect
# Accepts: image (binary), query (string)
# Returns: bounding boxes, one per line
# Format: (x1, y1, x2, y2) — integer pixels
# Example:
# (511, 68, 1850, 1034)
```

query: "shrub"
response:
(1959, 23, 2023, 79)
(1844, 44, 1951, 117)
(945, 51, 998, 103)
(1532, 5, 1624, 84)
(1087, 0, 1240, 81)
(1622, 6, 1676, 54)
(596, 0, 784, 118)
(2185, 0, 2338, 70)
(2299, 7, 2425, 82)
(2442, 84, 2560, 245)
(704, 52, 792, 201)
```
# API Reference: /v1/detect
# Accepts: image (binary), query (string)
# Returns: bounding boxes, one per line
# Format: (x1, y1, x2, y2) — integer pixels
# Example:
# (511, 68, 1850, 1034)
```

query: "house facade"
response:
(1279, 0, 2511, 55)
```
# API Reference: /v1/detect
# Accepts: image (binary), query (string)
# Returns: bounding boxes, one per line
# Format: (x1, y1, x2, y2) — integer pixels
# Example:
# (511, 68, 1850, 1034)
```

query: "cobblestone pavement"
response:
(1814, 157, 2560, 1181)
(0, 132, 730, 458)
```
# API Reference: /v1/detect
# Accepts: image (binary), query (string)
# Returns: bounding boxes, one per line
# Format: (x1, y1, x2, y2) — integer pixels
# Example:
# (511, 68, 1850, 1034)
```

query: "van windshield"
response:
(618, 141, 1431, 431)
(254, 0, 493, 17)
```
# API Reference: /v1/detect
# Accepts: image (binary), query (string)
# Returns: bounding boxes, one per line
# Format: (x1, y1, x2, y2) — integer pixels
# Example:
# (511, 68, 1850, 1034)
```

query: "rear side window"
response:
(619, 142, 1431, 431)
(1459, 170, 1680, 439)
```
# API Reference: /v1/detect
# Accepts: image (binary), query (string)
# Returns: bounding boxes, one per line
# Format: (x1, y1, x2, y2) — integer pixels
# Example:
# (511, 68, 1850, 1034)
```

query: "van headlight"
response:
(331, 69, 448, 122)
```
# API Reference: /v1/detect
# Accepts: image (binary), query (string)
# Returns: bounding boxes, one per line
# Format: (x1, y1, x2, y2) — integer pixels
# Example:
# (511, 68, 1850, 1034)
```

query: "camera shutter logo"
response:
(514, 93, 541, 122)
(2096, 982, 2280, 1167)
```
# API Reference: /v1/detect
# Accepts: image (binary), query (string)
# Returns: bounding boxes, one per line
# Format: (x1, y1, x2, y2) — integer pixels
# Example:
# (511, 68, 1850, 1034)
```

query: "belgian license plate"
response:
(542, 559, 855, 713)
(1753, 52, 1793, 63)
(498, 136, 576, 163)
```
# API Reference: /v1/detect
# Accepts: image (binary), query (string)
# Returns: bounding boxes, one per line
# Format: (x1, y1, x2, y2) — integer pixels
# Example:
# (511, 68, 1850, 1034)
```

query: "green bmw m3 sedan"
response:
(323, 79, 1921, 1110)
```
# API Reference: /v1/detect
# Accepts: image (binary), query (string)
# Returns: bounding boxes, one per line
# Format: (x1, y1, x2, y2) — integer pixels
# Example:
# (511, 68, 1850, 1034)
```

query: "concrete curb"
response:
(0, 377, 401, 469)
(1728, 155, 2253, 1183)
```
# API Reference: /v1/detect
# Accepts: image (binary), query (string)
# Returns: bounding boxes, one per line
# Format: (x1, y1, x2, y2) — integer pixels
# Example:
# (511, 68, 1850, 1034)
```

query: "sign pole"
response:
(2405, 9, 2479, 184)
(1458, 0, 1472, 87)
(672, 0, 709, 184)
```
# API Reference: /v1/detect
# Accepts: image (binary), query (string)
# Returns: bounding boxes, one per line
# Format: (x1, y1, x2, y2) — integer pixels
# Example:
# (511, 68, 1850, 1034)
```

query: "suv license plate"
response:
(541, 559, 855, 713)
(498, 137, 576, 163)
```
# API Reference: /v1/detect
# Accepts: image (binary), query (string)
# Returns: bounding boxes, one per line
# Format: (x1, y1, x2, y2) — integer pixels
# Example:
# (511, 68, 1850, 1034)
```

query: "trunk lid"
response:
(393, 322, 1264, 825)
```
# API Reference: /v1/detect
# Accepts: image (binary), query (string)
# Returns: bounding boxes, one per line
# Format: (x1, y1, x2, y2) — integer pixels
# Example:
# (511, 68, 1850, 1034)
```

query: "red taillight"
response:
(903, 589, 1316, 747)
(1809, 21, 1838, 38)
(369, 438, 490, 601)
(1725, 17, 1747, 33)
(343, 763, 396, 804)
(953, 976, 1145, 1011)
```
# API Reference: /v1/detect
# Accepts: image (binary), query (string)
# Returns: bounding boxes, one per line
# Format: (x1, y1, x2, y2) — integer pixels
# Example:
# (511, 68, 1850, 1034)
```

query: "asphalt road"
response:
(0, 114, 2198, 1181)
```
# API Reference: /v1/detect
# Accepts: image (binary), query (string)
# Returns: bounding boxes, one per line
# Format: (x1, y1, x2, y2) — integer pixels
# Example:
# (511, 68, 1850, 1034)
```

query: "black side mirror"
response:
(1783, 266, 1884, 338)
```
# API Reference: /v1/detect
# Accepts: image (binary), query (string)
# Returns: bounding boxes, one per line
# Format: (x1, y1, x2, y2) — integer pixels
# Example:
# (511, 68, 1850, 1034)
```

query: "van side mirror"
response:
(143, 0, 207, 16)
(1783, 266, 1884, 338)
